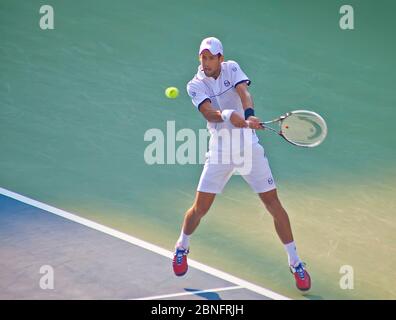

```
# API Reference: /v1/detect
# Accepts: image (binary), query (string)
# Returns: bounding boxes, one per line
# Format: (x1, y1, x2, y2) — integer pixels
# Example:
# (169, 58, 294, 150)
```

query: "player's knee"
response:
(260, 189, 277, 205)
(193, 204, 210, 218)
(264, 198, 277, 210)
(262, 194, 281, 212)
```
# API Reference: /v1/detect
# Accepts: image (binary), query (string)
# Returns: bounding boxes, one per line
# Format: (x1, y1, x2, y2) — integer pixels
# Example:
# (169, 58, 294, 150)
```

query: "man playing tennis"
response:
(172, 37, 311, 291)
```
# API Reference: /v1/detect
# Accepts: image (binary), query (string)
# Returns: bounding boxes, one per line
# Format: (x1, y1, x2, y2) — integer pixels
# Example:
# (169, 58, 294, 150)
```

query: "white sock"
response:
(176, 231, 190, 249)
(284, 241, 301, 266)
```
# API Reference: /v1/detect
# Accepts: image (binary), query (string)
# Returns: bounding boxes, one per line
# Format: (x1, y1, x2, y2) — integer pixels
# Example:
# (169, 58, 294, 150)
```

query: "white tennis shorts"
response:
(197, 143, 276, 194)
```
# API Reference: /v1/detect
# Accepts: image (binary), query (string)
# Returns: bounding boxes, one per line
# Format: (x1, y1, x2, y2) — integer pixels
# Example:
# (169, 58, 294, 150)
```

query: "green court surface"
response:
(1, 0, 395, 299)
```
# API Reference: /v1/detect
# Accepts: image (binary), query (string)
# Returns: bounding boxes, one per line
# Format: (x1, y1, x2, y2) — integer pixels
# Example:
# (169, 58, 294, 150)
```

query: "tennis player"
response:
(173, 37, 311, 291)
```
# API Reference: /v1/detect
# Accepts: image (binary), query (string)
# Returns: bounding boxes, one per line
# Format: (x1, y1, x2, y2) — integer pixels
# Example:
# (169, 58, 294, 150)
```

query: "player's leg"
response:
(240, 143, 298, 261)
(258, 189, 294, 245)
(177, 191, 216, 248)
(173, 156, 234, 276)
(243, 159, 302, 266)
(183, 191, 216, 234)
(173, 191, 216, 277)
(241, 143, 311, 291)
(258, 189, 311, 291)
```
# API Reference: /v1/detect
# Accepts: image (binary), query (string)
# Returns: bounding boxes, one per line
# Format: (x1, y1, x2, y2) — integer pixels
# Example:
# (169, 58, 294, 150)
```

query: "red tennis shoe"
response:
(290, 262, 311, 291)
(173, 247, 189, 276)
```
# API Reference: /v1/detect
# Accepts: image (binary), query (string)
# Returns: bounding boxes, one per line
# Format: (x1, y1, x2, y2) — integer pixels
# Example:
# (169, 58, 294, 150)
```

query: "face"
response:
(199, 49, 224, 78)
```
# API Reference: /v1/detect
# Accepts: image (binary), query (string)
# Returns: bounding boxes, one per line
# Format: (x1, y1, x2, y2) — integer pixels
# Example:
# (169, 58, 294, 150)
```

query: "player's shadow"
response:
(184, 288, 222, 300)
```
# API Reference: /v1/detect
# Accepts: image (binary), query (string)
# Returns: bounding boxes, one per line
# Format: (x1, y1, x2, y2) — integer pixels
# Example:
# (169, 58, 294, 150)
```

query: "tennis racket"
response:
(258, 110, 328, 147)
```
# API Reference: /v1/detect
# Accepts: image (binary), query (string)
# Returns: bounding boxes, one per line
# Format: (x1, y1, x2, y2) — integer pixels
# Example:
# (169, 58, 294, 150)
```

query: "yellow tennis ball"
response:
(165, 87, 179, 99)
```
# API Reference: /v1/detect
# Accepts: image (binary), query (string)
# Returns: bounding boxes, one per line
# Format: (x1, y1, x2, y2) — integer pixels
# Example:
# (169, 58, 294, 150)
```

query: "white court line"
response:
(0, 187, 291, 300)
(133, 285, 242, 300)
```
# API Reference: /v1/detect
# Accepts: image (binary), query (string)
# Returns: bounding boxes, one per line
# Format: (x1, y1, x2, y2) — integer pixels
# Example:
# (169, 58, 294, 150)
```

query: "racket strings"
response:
(281, 111, 327, 147)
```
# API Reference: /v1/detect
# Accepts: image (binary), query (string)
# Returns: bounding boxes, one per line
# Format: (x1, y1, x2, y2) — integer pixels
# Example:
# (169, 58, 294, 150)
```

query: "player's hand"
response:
(230, 112, 248, 128)
(246, 116, 264, 130)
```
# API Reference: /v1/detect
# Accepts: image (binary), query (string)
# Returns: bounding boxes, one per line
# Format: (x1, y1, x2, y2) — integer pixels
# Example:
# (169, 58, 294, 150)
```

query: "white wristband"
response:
(221, 109, 234, 121)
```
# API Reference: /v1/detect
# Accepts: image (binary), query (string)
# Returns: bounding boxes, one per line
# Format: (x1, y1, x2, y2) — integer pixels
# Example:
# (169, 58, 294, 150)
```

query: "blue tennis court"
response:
(0, 188, 289, 300)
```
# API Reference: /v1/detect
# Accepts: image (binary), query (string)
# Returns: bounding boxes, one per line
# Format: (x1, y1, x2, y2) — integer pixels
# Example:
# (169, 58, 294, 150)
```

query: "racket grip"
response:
(258, 123, 266, 129)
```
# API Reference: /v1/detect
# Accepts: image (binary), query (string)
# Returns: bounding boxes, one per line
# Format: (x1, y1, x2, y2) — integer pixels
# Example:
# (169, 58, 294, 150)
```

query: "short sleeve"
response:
(228, 60, 251, 88)
(186, 80, 211, 110)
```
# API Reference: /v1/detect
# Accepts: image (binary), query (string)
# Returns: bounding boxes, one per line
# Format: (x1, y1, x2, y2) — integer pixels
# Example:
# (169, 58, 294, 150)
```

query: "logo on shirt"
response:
(268, 178, 274, 185)
(232, 66, 238, 72)
(191, 91, 197, 97)
(224, 80, 230, 87)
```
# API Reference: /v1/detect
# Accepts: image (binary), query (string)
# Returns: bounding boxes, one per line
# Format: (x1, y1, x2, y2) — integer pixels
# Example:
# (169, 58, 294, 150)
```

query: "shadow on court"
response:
(185, 288, 222, 300)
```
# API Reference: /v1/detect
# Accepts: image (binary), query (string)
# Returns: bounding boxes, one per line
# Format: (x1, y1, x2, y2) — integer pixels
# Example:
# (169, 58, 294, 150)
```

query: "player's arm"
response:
(198, 99, 222, 122)
(235, 82, 263, 129)
(199, 99, 247, 128)
(235, 82, 254, 111)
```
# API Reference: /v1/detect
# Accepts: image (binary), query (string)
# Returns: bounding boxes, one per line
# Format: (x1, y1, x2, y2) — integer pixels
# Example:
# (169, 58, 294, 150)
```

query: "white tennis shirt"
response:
(187, 60, 259, 153)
